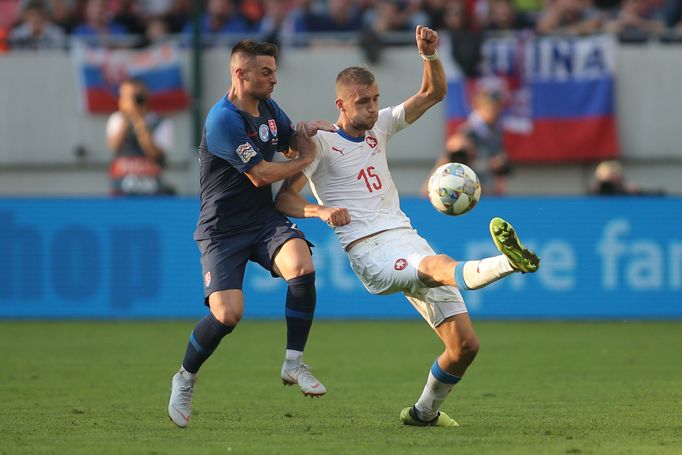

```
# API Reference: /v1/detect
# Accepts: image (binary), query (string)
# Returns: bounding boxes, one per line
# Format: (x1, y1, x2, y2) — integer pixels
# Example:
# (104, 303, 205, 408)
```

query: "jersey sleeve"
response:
(302, 134, 323, 178)
(374, 104, 409, 139)
(205, 107, 263, 173)
(267, 99, 295, 153)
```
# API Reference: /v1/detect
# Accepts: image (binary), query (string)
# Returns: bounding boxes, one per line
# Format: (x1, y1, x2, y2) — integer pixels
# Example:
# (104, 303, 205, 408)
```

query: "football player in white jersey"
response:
(275, 25, 540, 427)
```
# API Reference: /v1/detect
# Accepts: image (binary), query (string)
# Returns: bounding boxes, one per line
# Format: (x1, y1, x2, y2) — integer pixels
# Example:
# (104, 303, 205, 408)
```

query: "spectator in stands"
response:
(589, 160, 665, 195)
(663, 0, 682, 29)
(20, 0, 87, 34)
(9, 0, 66, 49)
(485, 0, 535, 31)
(240, 0, 266, 29)
(106, 79, 175, 196)
(112, 0, 146, 37)
(258, 0, 299, 47)
(423, 83, 511, 196)
(363, 0, 427, 34)
(300, 0, 363, 32)
(536, 0, 603, 35)
(443, 0, 483, 77)
(423, 0, 448, 29)
(141, 14, 171, 47)
(71, 0, 129, 45)
(604, 0, 666, 40)
(182, 0, 254, 43)
(512, 0, 544, 20)
(134, 0, 189, 34)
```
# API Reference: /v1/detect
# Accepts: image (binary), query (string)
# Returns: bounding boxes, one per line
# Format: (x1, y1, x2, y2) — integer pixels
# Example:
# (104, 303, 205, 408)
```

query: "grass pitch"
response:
(1, 320, 681, 454)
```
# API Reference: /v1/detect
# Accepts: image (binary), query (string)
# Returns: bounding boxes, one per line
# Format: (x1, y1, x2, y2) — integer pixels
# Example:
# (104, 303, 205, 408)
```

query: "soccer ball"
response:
(427, 163, 481, 216)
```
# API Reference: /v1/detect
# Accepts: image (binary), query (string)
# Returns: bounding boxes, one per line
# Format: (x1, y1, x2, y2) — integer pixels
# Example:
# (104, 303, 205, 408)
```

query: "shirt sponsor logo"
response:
(268, 119, 278, 137)
(236, 142, 257, 163)
(331, 146, 345, 155)
(394, 258, 407, 271)
(204, 272, 211, 287)
(259, 124, 269, 142)
(366, 136, 378, 148)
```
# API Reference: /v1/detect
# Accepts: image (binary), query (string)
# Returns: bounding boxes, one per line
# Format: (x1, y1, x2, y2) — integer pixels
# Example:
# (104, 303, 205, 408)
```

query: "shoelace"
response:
(177, 384, 193, 406)
(290, 363, 317, 382)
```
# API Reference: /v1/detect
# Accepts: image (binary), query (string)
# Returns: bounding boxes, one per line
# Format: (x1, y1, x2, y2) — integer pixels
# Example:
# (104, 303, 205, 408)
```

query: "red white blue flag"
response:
(444, 34, 618, 162)
(72, 43, 188, 114)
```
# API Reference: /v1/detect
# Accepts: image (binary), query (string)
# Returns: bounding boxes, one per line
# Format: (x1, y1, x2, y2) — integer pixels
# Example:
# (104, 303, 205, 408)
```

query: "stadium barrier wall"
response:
(1, 197, 680, 320)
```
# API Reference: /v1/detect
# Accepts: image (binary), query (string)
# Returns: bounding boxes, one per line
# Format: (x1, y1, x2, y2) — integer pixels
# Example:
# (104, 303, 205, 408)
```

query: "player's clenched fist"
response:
(415, 25, 438, 56)
(319, 206, 350, 228)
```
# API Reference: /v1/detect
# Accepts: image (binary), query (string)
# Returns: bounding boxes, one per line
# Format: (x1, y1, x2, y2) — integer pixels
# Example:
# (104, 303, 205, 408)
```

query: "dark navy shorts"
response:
(197, 215, 313, 303)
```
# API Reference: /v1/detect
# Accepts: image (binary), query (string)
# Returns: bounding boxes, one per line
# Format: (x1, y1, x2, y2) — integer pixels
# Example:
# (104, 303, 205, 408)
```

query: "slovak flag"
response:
(444, 34, 619, 162)
(72, 42, 189, 114)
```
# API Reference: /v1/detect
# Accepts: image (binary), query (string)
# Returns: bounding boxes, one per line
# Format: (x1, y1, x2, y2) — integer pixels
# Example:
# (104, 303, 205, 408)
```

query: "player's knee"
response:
(293, 263, 315, 277)
(276, 257, 315, 280)
(445, 335, 479, 365)
(211, 307, 242, 326)
(209, 294, 243, 326)
(462, 336, 480, 361)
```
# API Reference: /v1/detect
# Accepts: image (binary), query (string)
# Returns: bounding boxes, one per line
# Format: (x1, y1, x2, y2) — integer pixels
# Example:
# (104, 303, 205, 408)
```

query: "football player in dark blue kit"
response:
(168, 40, 340, 428)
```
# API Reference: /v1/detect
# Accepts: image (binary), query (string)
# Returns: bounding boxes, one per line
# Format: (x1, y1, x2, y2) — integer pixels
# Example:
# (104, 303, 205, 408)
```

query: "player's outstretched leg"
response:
(400, 406, 459, 427)
(489, 217, 540, 273)
(168, 368, 196, 428)
(281, 358, 326, 397)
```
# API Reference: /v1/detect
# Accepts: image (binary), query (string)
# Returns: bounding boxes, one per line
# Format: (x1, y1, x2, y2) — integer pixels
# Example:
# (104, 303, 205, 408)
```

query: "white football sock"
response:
(457, 255, 515, 290)
(414, 362, 461, 421)
(285, 349, 303, 361)
(179, 366, 196, 380)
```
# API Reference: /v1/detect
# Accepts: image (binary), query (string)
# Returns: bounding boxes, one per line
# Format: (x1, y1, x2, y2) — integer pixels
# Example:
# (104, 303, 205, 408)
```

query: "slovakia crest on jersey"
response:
(236, 142, 257, 163)
(268, 119, 278, 137)
(366, 136, 377, 148)
(258, 124, 269, 142)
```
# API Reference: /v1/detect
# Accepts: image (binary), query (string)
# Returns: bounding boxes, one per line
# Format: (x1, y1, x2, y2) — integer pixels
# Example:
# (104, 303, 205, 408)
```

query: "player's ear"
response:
(335, 98, 344, 112)
(236, 67, 248, 82)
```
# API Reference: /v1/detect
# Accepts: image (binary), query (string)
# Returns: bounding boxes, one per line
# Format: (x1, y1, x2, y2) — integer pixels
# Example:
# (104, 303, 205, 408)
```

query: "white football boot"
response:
(168, 369, 196, 428)
(281, 360, 327, 397)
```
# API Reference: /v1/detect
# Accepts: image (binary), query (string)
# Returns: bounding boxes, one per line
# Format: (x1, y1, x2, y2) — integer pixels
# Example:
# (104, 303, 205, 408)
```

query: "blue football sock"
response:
(285, 272, 316, 352)
(182, 312, 234, 374)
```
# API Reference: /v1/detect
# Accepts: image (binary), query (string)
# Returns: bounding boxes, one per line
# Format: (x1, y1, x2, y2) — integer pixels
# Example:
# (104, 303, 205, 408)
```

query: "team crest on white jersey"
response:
(236, 142, 257, 163)
(258, 124, 269, 142)
(268, 119, 278, 137)
(394, 258, 407, 270)
(366, 136, 378, 148)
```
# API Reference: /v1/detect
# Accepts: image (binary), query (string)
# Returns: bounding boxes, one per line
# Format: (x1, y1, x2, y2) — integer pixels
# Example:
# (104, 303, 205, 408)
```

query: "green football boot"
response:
(489, 217, 540, 273)
(400, 406, 459, 427)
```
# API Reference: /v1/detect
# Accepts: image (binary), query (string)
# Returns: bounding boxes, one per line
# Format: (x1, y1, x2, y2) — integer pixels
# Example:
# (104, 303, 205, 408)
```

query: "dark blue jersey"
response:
(194, 96, 295, 240)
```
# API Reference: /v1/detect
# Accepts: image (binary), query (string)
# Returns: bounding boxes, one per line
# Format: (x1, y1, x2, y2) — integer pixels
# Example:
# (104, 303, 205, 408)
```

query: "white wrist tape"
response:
(419, 51, 439, 61)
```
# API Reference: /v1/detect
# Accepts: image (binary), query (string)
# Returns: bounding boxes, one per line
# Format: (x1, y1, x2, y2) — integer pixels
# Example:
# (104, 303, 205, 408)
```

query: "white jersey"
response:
(303, 104, 413, 249)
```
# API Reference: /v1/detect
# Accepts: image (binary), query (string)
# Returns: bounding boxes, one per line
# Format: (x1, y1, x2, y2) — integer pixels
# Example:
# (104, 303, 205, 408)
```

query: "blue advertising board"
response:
(0, 197, 680, 319)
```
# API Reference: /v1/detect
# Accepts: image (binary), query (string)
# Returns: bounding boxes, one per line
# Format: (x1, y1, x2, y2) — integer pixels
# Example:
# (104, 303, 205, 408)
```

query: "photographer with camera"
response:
(106, 79, 175, 196)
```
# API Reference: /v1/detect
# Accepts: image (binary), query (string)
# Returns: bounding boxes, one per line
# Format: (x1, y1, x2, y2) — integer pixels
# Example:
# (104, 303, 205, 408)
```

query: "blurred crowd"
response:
(1, 0, 682, 52)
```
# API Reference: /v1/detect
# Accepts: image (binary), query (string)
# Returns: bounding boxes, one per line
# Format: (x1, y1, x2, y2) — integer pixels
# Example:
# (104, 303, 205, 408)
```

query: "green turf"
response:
(1, 320, 681, 454)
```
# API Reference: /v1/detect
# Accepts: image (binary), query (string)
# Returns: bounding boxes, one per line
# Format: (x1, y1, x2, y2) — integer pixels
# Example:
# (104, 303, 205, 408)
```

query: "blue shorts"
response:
(197, 216, 313, 303)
